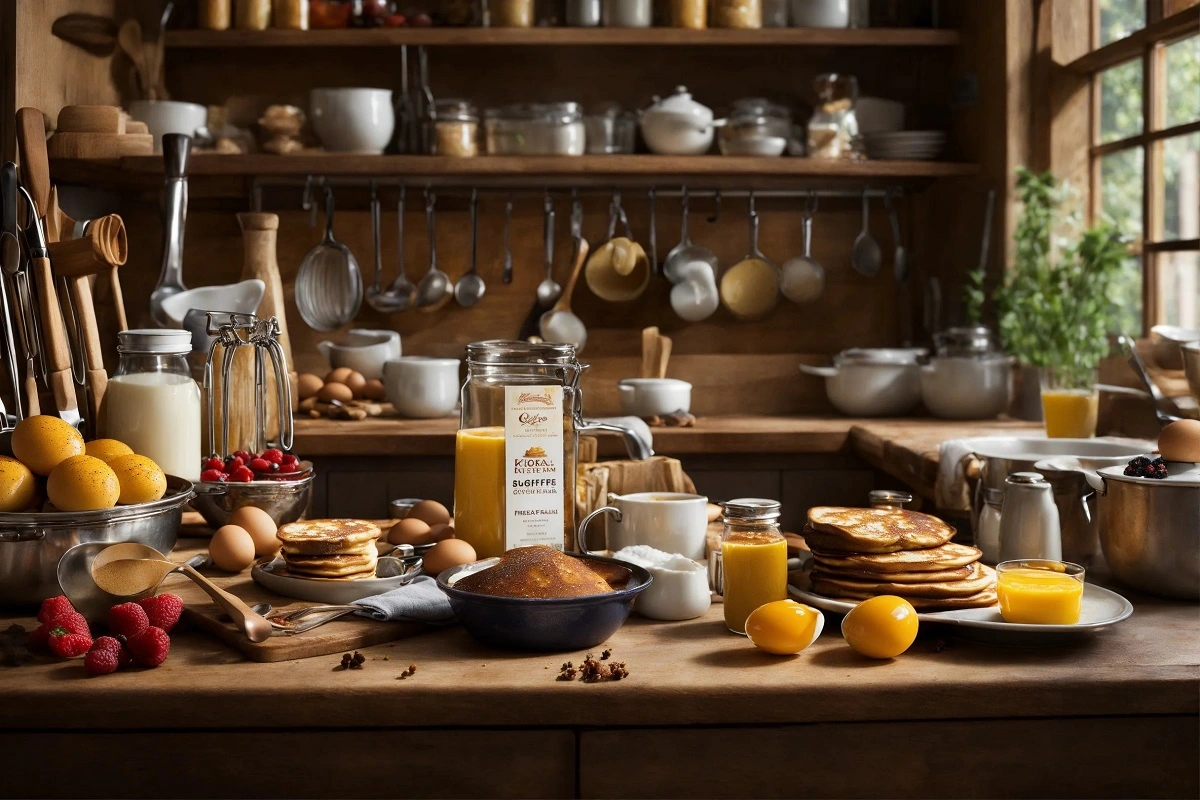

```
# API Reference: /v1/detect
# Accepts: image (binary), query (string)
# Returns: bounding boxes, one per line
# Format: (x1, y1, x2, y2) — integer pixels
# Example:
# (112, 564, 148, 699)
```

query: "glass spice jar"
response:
(720, 498, 787, 634)
(310, 0, 354, 27)
(488, 0, 536, 27)
(669, 0, 707, 27)
(234, 0, 272, 29)
(602, 0, 652, 26)
(566, 0, 602, 26)
(430, 99, 480, 157)
(273, 0, 309, 28)
(711, 0, 760, 28)
(807, 72, 858, 159)
(198, 0, 232, 29)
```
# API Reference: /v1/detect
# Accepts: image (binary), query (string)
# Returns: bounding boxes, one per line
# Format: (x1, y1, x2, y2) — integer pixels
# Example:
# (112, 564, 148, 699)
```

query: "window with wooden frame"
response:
(1070, 0, 1199, 335)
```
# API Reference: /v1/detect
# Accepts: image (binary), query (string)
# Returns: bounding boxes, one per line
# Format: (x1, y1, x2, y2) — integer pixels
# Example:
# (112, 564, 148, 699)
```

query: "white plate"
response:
(251, 555, 423, 604)
(788, 582, 1133, 645)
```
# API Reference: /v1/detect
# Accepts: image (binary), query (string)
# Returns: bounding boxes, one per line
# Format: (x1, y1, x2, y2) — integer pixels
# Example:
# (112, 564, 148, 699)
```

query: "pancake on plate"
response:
(811, 562, 997, 599)
(276, 519, 382, 581)
(803, 507, 956, 554)
(810, 541, 982, 573)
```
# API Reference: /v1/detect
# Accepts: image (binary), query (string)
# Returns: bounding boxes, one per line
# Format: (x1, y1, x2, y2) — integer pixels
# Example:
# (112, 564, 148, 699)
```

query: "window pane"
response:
(1110, 255, 1144, 336)
(1100, 146, 1144, 241)
(1159, 251, 1200, 330)
(1161, 133, 1200, 240)
(1100, 0, 1145, 46)
(1099, 59, 1143, 143)
(1164, 35, 1200, 129)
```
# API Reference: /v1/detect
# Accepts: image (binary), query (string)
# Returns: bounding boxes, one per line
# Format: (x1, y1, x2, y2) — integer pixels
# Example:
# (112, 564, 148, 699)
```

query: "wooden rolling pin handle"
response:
(69, 277, 105, 373)
(31, 256, 72, 372)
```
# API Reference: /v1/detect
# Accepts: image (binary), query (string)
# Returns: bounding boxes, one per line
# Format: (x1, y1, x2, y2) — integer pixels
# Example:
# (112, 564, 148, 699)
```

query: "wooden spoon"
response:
(118, 19, 150, 99)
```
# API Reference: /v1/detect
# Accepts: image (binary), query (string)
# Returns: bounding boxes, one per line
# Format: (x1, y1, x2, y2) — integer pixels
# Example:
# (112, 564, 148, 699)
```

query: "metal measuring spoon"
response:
(454, 188, 486, 307)
(886, 190, 910, 284)
(851, 190, 882, 277)
(535, 193, 561, 308)
(415, 189, 452, 311)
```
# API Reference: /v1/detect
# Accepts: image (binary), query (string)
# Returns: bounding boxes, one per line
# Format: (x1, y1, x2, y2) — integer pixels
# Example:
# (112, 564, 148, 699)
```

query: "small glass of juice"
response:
(720, 498, 787, 635)
(996, 560, 1085, 625)
(1039, 367, 1099, 439)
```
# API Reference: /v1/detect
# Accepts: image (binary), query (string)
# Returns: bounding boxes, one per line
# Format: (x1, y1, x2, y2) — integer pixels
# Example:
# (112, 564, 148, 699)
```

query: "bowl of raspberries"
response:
(193, 448, 314, 528)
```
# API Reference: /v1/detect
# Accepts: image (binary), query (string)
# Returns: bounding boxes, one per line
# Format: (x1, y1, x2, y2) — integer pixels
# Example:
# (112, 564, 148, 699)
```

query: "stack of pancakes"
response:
(276, 519, 382, 581)
(800, 506, 997, 610)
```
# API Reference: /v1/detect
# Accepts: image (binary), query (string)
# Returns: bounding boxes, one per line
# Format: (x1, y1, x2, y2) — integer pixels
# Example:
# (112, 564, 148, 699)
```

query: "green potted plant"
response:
(980, 168, 1127, 434)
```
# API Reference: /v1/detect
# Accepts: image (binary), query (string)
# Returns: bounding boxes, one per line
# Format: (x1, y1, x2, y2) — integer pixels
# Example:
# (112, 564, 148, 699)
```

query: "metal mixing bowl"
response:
(191, 473, 314, 529)
(0, 477, 195, 608)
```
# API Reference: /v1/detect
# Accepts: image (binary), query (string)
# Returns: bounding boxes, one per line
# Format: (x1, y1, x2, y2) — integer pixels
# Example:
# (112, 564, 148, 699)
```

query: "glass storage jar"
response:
(603, 0, 652, 26)
(583, 104, 637, 154)
(567, 0, 602, 25)
(485, 103, 585, 156)
(720, 498, 786, 634)
(234, 0, 272, 29)
(105, 330, 202, 483)
(712, 0, 761, 28)
(487, 0, 536, 26)
(668, 0, 707, 27)
(198, 0, 232, 29)
(430, 99, 479, 157)
(807, 72, 858, 159)
(273, 0, 309, 27)
(761, 0, 787, 25)
(718, 98, 791, 156)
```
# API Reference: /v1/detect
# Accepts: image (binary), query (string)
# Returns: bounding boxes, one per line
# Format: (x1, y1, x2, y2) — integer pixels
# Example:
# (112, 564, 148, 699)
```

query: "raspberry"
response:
(47, 626, 92, 658)
(127, 626, 170, 667)
(249, 458, 271, 472)
(263, 448, 284, 464)
(38, 595, 75, 625)
(280, 453, 299, 466)
(225, 456, 245, 471)
(138, 594, 184, 633)
(234, 450, 253, 463)
(201, 469, 225, 483)
(108, 602, 149, 638)
(230, 465, 255, 483)
(202, 456, 225, 472)
(56, 611, 91, 637)
(277, 461, 299, 474)
(84, 636, 128, 676)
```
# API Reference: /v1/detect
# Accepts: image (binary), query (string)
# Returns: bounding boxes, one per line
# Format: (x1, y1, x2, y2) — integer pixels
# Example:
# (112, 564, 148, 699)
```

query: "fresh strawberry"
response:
(126, 626, 170, 667)
(37, 595, 75, 625)
(47, 626, 92, 658)
(138, 594, 183, 633)
(108, 602, 149, 639)
(84, 636, 129, 675)
(55, 612, 91, 637)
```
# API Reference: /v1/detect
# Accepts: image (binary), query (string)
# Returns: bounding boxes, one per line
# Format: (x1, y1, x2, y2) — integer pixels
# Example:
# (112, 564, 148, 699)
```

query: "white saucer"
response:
(252, 555, 423, 604)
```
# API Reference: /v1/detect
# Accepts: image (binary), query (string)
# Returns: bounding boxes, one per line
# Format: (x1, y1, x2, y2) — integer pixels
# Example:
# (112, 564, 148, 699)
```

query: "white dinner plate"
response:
(788, 582, 1133, 645)
(252, 554, 423, 604)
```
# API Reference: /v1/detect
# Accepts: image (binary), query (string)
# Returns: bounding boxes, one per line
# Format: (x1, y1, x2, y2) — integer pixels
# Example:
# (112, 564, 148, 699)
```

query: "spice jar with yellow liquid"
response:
(720, 498, 787, 634)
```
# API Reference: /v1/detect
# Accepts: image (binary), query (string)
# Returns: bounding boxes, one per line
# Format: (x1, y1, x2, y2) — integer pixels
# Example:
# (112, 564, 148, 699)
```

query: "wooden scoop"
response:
(640, 326, 672, 379)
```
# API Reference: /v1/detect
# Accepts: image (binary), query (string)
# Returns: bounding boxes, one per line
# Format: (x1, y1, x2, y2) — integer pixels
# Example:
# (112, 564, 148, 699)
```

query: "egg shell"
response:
(318, 382, 353, 403)
(297, 373, 324, 400)
(326, 367, 354, 384)
(422, 538, 476, 576)
(427, 523, 456, 542)
(12, 415, 86, 476)
(1158, 419, 1200, 463)
(228, 505, 280, 557)
(407, 499, 450, 527)
(46, 454, 120, 512)
(344, 371, 367, 397)
(388, 517, 434, 546)
(362, 379, 386, 401)
(210, 525, 257, 572)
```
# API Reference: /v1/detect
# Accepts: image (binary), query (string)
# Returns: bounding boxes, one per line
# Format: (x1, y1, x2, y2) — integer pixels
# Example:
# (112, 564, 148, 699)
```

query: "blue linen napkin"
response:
(352, 576, 456, 624)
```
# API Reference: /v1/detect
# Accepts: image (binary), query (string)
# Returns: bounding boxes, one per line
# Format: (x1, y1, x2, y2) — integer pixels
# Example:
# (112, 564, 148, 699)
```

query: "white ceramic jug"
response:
(998, 472, 1062, 562)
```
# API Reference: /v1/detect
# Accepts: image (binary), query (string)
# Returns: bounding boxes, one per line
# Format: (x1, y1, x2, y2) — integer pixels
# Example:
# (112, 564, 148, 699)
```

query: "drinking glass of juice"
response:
(720, 498, 788, 634)
(996, 559, 1085, 625)
(1040, 367, 1099, 439)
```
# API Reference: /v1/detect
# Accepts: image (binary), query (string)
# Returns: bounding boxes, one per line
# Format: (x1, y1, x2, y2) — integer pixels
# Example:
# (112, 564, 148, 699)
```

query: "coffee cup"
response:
(617, 378, 692, 417)
(383, 356, 461, 418)
(577, 491, 708, 561)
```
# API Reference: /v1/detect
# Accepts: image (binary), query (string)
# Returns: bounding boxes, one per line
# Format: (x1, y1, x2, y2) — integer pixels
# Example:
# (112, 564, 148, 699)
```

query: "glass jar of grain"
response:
(487, 0, 536, 27)
(711, 0, 760, 27)
(430, 100, 480, 157)
(669, 0, 707, 27)
(234, 0, 272, 29)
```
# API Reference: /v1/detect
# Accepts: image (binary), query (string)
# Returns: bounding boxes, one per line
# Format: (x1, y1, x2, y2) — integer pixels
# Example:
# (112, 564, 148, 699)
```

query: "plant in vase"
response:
(993, 168, 1128, 437)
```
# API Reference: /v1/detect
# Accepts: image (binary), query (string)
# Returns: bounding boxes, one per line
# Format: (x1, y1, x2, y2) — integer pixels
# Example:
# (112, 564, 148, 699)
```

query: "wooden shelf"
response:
(50, 154, 976, 191)
(165, 26, 960, 48)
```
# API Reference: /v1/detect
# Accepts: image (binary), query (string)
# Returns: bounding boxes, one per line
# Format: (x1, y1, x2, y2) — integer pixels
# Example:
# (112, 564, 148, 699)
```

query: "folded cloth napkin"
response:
(936, 438, 978, 512)
(352, 576, 456, 624)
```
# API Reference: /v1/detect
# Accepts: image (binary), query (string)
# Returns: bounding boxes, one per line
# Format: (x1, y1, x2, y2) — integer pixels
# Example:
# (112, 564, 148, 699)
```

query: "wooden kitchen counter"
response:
(1, 556, 1196, 799)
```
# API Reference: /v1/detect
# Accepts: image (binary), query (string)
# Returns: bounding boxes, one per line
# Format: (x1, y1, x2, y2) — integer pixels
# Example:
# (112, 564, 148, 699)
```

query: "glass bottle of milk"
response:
(105, 330, 201, 482)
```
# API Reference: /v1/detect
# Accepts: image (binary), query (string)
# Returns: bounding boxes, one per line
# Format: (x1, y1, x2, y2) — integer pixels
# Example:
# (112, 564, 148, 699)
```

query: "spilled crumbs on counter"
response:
(335, 651, 366, 671)
(557, 651, 628, 683)
(397, 664, 418, 680)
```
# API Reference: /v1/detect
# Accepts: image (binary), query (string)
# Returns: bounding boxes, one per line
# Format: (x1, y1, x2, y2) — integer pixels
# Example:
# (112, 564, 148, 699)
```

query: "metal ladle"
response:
(365, 182, 410, 313)
(454, 188, 486, 307)
(535, 192, 561, 307)
(886, 190, 910, 284)
(779, 193, 825, 304)
(415, 188, 452, 311)
(662, 186, 718, 284)
(852, 190, 883, 278)
(540, 193, 590, 350)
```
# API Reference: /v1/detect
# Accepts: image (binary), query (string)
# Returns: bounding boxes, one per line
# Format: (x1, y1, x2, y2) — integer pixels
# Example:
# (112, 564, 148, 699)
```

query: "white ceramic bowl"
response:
(855, 97, 906, 134)
(129, 100, 207, 153)
(317, 329, 401, 380)
(921, 355, 1014, 419)
(310, 88, 395, 154)
(617, 378, 692, 417)
(384, 356, 461, 418)
(159, 279, 265, 328)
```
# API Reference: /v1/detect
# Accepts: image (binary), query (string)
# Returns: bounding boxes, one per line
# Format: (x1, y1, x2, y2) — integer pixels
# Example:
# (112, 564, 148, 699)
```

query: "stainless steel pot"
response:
(191, 473, 314, 529)
(0, 477, 195, 607)
(1082, 464, 1200, 600)
(800, 348, 926, 417)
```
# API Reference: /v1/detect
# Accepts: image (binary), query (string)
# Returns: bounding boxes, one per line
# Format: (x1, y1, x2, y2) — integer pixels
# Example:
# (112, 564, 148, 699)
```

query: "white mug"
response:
(578, 491, 709, 561)
(384, 356, 461, 418)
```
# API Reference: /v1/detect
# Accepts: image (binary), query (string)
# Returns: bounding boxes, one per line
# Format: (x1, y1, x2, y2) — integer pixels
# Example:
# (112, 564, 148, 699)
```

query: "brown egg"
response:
(407, 499, 450, 527)
(318, 382, 353, 403)
(427, 523, 456, 542)
(388, 517, 434, 546)
(344, 371, 367, 397)
(210, 525, 256, 572)
(228, 505, 280, 557)
(361, 379, 386, 401)
(326, 367, 354, 384)
(1158, 419, 1200, 463)
(297, 373, 324, 400)
(422, 538, 476, 576)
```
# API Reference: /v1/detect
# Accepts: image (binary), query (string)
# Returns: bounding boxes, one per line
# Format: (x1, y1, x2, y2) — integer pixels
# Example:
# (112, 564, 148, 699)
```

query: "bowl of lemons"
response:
(0, 415, 195, 607)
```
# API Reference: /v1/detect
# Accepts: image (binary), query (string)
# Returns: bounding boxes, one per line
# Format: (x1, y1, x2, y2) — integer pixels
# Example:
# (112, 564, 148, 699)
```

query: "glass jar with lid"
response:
(603, 0, 652, 26)
(486, 0, 536, 26)
(668, 0, 706, 26)
(583, 103, 637, 154)
(234, 0, 272, 29)
(718, 98, 791, 156)
(484, 103, 585, 156)
(868, 489, 913, 510)
(430, 99, 479, 157)
(567, 0, 602, 25)
(711, 0, 761, 29)
(933, 326, 999, 358)
(105, 330, 202, 482)
(720, 498, 787, 634)
(807, 72, 859, 159)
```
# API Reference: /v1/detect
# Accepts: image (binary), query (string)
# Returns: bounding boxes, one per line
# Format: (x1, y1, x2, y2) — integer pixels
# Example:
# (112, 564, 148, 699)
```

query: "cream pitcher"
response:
(998, 472, 1062, 562)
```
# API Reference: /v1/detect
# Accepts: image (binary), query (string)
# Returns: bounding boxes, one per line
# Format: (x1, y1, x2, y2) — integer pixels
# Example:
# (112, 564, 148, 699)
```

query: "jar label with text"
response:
(504, 385, 565, 551)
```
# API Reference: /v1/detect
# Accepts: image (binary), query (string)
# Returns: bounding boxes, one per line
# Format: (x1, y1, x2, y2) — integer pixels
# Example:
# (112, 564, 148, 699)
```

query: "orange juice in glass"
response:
(1040, 367, 1098, 438)
(454, 426, 507, 559)
(996, 560, 1085, 624)
(720, 499, 787, 634)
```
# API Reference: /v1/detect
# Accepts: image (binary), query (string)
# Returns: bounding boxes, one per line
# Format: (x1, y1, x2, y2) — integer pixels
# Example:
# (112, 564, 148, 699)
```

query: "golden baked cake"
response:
(456, 545, 614, 599)
(804, 507, 956, 554)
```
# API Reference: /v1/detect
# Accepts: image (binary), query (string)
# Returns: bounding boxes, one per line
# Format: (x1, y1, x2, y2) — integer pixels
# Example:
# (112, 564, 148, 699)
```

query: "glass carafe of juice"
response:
(720, 498, 787, 634)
